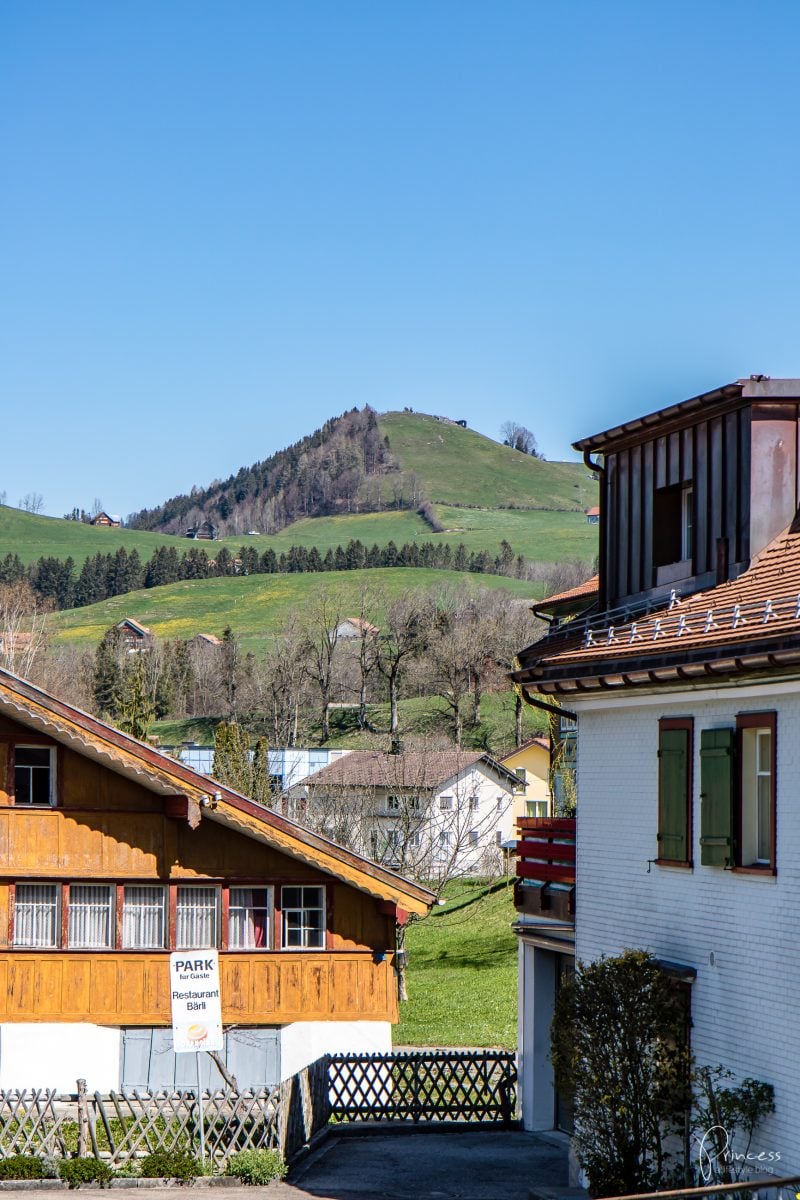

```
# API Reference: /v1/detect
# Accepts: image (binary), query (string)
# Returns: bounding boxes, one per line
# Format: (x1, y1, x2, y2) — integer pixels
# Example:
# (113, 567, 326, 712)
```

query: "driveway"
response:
(271, 1126, 570, 1200)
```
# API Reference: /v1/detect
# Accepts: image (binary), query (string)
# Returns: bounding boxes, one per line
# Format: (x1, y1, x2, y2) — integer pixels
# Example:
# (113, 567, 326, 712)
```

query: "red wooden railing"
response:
(514, 817, 576, 918)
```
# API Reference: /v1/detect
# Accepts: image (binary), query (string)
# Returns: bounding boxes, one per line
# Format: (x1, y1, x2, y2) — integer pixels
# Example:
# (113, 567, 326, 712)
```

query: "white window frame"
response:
(681, 485, 694, 562)
(228, 886, 273, 950)
(122, 885, 167, 949)
(175, 885, 219, 949)
(14, 745, 56, 807)
(13, 883, 60, 948)
(386, 795, 400, 813)
(68, 883, 115, 949)
(281, 885, 326, 950)
(740, 725, 773, 866)
(439, 794, 453, 811)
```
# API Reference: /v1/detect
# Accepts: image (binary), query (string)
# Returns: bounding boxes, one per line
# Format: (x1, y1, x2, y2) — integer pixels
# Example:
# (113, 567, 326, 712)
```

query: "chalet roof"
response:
(117, 618, 152, 637)
(500, 735, 549, 761)
(337, 617, 380, 634)
(91, 512, 121, 524)
(192, 633, 222, 646)
(574, 377, 800, 454)
(0, 669, 434, 915)
(513, 516, 800, 694)
(303, 750, 519, 791)
(585, 506, 600, 517)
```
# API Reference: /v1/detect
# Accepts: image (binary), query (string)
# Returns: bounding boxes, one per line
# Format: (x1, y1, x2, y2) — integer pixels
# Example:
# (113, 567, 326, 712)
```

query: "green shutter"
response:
(699, 727, 735, 866)
(658, 728, 689, 861)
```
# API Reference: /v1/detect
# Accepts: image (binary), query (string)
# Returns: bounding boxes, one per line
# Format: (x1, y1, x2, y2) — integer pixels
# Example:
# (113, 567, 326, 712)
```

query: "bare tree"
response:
(19, 492, 44, 514)
(376, 595, 433, 752)
(500, 421, 539, 457)
(302, 591, 344, 743)
(0, 581, 51, 678)
(249, 621, 310, 747)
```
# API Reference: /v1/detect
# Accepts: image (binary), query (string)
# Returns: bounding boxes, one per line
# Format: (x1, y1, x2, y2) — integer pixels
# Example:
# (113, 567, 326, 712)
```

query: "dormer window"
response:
(653, 483, 694, 585)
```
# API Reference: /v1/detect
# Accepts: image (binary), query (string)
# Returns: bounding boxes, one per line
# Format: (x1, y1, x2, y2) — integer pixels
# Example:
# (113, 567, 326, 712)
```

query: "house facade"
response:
(512, 377, 800, 1169)
(500, 737, 550, 820)
(298, 750, 521, 879)
(0, 670, 433, 1094)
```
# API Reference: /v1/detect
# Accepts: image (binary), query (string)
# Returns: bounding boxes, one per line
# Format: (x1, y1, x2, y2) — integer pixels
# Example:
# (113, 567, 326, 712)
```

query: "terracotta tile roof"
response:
(500, 735, 549, 762)
(515, 519, 800, 691)
(585, 506, 600, 517)
(303, 749, 518, 790)
(534, 575, 599, 611)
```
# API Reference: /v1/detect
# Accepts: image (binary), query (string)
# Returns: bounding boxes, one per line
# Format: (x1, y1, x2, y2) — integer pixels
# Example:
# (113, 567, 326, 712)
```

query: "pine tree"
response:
(118, 654, 155, 740)
(93, 627, 125, 717)
(251, 736, 273, 807)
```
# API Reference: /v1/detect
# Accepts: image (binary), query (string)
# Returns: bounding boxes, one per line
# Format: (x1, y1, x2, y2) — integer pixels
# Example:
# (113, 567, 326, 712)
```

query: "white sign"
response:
(169, 950, 224, 1054)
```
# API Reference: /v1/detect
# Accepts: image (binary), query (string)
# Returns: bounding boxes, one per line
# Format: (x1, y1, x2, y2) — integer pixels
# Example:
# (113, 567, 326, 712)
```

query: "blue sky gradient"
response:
(3, 1, 800, 518)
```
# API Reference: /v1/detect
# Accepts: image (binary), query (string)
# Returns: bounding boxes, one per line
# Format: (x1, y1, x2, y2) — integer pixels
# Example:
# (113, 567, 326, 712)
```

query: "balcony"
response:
(514, 817, 575, 924)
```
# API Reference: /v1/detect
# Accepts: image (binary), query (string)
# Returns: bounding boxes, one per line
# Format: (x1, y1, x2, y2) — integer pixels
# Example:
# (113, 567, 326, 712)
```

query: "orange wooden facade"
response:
(0, 717, 399, 1025)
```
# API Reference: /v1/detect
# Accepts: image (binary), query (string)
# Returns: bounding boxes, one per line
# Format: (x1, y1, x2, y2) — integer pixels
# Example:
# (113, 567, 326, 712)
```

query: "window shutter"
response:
(700, 727, 735, 866)
(658, 728, 689, 861)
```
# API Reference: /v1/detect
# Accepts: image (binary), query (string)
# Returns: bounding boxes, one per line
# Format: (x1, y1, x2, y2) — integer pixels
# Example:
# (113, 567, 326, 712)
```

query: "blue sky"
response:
(3, 1, 800, 519)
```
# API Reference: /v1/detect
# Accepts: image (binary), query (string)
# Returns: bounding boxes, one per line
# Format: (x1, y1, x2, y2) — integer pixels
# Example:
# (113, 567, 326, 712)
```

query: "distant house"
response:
(335, 617, 380, 640)
(190, 633, 222, 648)
(585, 505, 600, 524)
(500, 736, 550, 821)
(185, 520, 219, 541)
(116, 618, 153, 651)
(90, 512, 122, 528)
(297, 750, 521, 878)
(456, 419, 467, 428)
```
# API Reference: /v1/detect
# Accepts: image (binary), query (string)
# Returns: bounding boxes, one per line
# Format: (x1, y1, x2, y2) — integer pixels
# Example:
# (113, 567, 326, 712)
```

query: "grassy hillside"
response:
(52, 567, 538, 652)
(379, 411, 593, 510)
(0, 505, 186, 566)
(395, 880, 518, 1049)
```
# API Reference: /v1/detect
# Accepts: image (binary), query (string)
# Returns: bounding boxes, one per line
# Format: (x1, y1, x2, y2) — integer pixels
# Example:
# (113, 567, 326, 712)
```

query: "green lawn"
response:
(52, 567, 539, 653)
(379, 411, 594, 510)
(0, 505, 187, 566)
(394, 880, 519, 1049)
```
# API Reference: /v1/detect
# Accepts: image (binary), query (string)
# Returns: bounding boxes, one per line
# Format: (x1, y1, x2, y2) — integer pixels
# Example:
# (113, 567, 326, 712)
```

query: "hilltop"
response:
(126, 407, 592, 538)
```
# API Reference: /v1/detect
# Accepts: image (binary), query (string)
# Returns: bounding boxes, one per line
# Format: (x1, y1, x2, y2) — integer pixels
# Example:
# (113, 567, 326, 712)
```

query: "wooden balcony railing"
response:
(514, 817, 575, 922)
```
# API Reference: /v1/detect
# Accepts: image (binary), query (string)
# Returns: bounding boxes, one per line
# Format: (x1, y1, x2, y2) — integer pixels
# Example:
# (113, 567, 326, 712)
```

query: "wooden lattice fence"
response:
(0, 1056, 330, 1167)
(328, 1050, 517, 1125)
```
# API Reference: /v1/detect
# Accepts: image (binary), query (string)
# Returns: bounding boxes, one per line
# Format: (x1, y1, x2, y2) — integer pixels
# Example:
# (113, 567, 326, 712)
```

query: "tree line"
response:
(0, 536, 529, 613)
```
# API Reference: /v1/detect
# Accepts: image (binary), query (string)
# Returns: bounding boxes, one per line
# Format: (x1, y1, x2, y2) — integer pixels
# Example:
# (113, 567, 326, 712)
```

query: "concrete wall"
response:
(0, 1023, 122, 1093)
(572, 680, 800, 1172)
(279, 1019, 392, 1080)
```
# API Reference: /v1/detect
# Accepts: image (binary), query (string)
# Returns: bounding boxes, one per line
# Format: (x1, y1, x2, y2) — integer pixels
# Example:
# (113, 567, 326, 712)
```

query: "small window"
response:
(386, 795, 400, 812)
(469, 830, 479, 846)
(495, 830, 503, 847)
(437, 831, 453, 855)
(496, 797, 504, 811)
(281, 886, 325, 949)
(15, 747, 55, 806)
(682, 487, 693, 561)
(123, 886, 166, 949)
(176, 886, 219, 949)
(469, 796, 480, 810)
(13, 883, 59, 947)
(68, 884, 114, 948)
(439, 795, 453, 811)
(228, 887, 272, 949)
(738, 714, 776, 869)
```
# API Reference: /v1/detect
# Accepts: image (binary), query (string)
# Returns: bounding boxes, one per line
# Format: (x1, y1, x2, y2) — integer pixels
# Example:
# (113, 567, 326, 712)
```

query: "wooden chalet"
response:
(89, 512, 122, 528)
(0, 669, 433, 1092)
(116, 618, 153, 651)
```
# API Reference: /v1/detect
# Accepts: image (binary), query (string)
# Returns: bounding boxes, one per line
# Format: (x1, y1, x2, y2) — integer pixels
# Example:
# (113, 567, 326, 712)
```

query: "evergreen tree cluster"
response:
(0, 537, 523, 614)
(92, 626, 195, 736)
(212, 721, 274, 805)
(128, 407, 396, 535)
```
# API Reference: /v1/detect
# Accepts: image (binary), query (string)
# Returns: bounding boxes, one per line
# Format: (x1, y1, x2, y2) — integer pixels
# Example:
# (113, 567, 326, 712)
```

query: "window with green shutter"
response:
(699, 727, 735, 867)
(658, 719, 692, 864)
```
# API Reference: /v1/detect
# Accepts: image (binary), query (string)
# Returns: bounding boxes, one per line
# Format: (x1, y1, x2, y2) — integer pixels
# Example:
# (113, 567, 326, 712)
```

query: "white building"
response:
(512, 377, 800, 1170)
(299, 750, 521, 878)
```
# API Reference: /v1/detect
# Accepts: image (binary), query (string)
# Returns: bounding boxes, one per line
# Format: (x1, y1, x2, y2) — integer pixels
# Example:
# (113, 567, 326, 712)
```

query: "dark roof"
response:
(533, 575, 599, 616)
(303, 750, 519, 791)
(574, 377, 800, 454)
(513, 517, 800, 694)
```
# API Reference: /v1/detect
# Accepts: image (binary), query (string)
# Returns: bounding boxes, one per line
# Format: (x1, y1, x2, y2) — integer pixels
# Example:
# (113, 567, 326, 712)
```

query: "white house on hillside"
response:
(297, 750, 521, 879)
(513, 376, 800, 1170)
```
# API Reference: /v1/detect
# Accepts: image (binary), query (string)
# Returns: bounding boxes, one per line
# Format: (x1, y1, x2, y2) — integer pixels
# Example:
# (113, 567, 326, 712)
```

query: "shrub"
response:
(138, 1150, 199, 1181)
(226, 1149, 287, 1185)
(58, 1157, 113, 1187)
(0, 1155, 46, 1180)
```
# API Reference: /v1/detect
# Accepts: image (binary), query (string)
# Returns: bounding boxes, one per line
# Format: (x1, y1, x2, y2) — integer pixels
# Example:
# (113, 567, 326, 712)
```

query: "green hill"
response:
(0, 505, 187, 566)
(378, 411, 592, 510)
(51, 567, 539, 652)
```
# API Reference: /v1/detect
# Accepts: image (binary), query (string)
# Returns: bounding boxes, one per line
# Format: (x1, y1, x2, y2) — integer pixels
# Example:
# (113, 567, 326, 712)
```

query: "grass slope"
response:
(52, 567, 538, 652)
(395, 880, 518, 1049)
(379, 411, 593, 510)
(0, 506, 188, 566)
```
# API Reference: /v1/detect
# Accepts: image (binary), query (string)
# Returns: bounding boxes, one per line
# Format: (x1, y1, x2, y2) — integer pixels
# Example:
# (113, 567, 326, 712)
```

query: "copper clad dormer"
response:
(575, 377, 800, 612)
